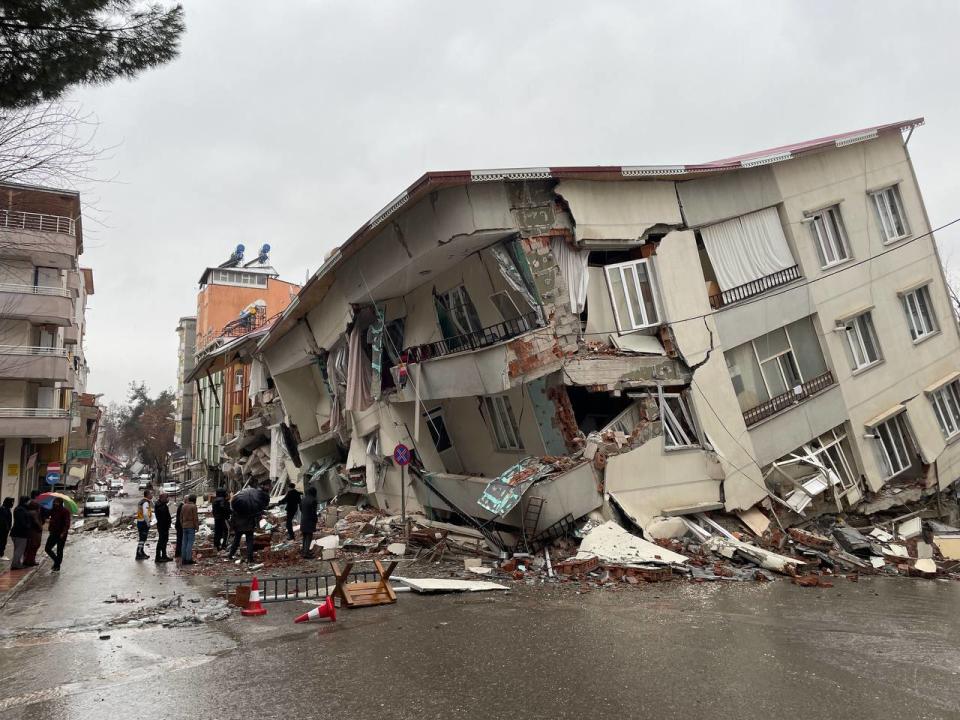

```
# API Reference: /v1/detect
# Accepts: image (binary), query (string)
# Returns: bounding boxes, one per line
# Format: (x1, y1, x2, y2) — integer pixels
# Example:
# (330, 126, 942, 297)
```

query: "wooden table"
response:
(329, 559, 398, 608)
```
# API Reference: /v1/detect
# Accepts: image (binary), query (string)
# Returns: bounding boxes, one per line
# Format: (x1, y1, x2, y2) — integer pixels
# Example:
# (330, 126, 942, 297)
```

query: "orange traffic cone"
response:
(241, 576, 268, 617)
(294, 595, 336, 624)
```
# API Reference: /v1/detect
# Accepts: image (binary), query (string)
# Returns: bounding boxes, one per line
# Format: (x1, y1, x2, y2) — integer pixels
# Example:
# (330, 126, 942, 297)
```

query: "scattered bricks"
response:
(593, 452, 607, 471)
(788, 528, 834, 550)
(500, 557, 519, 573)
(791, 574, 834, 588)
(554, 556, 599, 577)
(602, 564, 673, 583)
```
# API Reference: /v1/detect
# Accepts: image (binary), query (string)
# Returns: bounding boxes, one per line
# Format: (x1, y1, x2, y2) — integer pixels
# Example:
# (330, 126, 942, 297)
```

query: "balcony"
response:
(63, 324, 79, 345)
(709, 265, 802, 310)
(0, 345, 70, 381)
(404, 311, 540, 363)
(742, 370, 835, 428)
(0, 407, 71, 439)
(0, 283, 73, 325)
(0, 210, 77, 268)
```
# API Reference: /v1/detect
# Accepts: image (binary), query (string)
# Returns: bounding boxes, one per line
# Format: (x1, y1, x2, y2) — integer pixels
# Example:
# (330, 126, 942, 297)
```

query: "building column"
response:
(1, 438, 23, 500)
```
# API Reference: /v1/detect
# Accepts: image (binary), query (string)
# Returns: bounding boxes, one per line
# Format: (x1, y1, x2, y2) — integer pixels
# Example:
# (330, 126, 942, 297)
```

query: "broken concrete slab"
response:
(394, 578, 509, 593)
(897, 517, 922, 540)
(736, 507, 771, 537)
(576, 520, 688, 567)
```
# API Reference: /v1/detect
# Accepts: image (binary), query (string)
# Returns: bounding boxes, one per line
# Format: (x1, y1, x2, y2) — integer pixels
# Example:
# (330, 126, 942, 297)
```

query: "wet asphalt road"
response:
(2, 494, 960, 718)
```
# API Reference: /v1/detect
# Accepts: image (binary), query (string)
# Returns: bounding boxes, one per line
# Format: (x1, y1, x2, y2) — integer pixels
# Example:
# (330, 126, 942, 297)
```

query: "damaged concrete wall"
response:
(271, 364, 323, 441)
(676, 165, 781, 228)
(656, 229, 767, 511)
(555, 179, 682, 243)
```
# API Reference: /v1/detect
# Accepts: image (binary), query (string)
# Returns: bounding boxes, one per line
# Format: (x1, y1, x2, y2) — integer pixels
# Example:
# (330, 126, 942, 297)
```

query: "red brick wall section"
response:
(547, 384, 582, 452)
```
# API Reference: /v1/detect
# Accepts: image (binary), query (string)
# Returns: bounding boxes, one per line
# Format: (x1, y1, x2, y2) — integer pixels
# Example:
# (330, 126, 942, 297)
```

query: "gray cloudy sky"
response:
(71, 0, 960, 403)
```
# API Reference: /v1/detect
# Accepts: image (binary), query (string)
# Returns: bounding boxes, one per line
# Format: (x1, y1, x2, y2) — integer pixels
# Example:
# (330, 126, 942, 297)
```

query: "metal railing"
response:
(0, 282, 71, 298)
(709, 265, 802, 310)
(0, 209, 75, 236)
(404, 311, 540, 362)
(742, 370, 835, 427)
(0, 407, 70, 418)
(224, 569, 382, 603)
(0, 345, 68, 357)
(196, 311, 281, 355)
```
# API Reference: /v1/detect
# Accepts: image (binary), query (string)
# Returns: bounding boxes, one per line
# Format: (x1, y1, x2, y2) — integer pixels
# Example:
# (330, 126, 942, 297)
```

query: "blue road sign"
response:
(45, 472, 60, 485)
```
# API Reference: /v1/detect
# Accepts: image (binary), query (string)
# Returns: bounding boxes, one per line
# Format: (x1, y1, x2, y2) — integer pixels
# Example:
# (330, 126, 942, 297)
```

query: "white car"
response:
(161, 482, 180, 496)
(110, 478, 123, 491)
(83, 493, 110, 517)
(137, 478, 149, 490)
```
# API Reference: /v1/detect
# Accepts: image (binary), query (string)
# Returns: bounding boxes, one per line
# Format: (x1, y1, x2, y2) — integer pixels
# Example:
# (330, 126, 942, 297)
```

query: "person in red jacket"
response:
(45, 497, 72, 572)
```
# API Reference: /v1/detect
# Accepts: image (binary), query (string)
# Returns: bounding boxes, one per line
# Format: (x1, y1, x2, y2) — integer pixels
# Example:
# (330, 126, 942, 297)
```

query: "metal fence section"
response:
(225, 568, 382, 603)
(742, 370, 835, 427)
(709, 265, 802, 310)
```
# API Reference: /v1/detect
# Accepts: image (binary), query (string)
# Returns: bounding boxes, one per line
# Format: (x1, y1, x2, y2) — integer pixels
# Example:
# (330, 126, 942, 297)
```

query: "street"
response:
(2, 506, 960, 720)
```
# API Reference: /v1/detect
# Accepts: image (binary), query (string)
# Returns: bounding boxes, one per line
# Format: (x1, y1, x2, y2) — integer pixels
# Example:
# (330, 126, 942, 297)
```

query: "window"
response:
(843, 312, 881, 371)
(873, 413, 913, 479)
(901, 285, 937, 341)
(604, 259, 661, 333)
(753, 327, 802, 396)
(930, 380, 960, 440)
(439, 286, 483, 336)
(490, 291, 522, 322)
(234, 368, 244, 388)
(809, 206, 850, 269)
(661, 392, 701, 449)
(870, 185, 909, 243)
(803, 427, 860, 494)
(483, 395, 523, 451)
(423, 407, 453, 452)
(233, 414, 242, 434)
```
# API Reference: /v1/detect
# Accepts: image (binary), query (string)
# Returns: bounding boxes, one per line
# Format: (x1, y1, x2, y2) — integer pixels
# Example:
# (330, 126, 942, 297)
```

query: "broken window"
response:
(843, 312, 882, 371)
(435, 285, 483, 348)
(604, 258, 661, 333)
(482, 394, 523, 451)
(490, 291, 523, 322)
(424, 407, 453, 452)
(661, 391, 701, 449)
(808, 205, 851, 269)
(567, 386, 634, 434)
(901, 284, 937, 341)
(768, 425, 864, 511)
(929, 380, 960, 440)
(873, 412, 913, 479)
(870, 185, 909, 243)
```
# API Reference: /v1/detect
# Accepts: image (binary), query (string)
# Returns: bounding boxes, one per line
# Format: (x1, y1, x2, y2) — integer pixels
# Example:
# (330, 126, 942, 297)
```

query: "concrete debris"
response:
(575, 521, 688, 567)
(394, 578, 510, 593)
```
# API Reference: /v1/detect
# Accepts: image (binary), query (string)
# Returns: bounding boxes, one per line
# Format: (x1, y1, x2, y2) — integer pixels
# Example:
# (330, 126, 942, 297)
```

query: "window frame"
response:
(658, 389, 703, 450)
(423, 407, 454, 453)
(441, 285, 484, 336)
(489, 291, 522, 323)
(482, 394, 524, 452)
(929, 380, 960, 441)
(604, 258, 662, 334)
(901, 284, 937, 342)
(751, 326, 803, 398)
(873, 413, 913, 480)
(809, 205, 851, 269)
(870, 185, 910, 244)
(843, 312, 882, 372)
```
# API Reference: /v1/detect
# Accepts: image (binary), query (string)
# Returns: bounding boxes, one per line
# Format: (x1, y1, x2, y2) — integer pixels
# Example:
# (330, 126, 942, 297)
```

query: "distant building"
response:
(174, 316, 196, 452)
(189, 246, 299, 485)
(66, 392, 101, 488)
(0, 182, 94, 499)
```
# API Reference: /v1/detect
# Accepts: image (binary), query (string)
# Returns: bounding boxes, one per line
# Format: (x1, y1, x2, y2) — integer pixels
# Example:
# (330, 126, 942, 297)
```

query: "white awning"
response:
(864, 403, 905, 428)
(700, 207, 795, 292)
(924, 370, 960, 394)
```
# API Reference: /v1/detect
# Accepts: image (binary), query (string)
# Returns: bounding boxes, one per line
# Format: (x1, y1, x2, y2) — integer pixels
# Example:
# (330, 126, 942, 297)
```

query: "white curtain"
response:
(700, 207, 794, 291)
(551, 238, 590, 314)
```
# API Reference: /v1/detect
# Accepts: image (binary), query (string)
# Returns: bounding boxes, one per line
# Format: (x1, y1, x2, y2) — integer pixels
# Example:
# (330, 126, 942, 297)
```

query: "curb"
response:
(0, 558, 45, 611)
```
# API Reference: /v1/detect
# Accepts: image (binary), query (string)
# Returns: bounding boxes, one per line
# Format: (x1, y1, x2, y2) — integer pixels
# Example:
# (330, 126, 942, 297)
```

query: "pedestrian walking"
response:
(22, 492, 42, 567)
(227, 480, 270, 563)
(44, 497, 71, 571)
(180, 495, 199, 565)
(174, 498, 183, 558)
(154, 493, 172, 563)
(9, 496, 32, 569)
(0, 497, 13, 559)
(135, 488, 153, 560)
(299, 487, 318, 558)
(280, 482, 302, 540)
(211, 488, 231, 551)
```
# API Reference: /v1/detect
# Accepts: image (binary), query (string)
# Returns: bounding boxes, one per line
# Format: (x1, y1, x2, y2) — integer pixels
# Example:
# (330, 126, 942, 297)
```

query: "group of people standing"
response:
(0, 492, 72, 572)
(132, 480, 320, 567)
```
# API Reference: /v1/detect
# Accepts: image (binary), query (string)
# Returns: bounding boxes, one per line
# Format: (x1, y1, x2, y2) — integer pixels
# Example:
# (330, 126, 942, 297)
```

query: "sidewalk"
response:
(0, 554, 45, 610)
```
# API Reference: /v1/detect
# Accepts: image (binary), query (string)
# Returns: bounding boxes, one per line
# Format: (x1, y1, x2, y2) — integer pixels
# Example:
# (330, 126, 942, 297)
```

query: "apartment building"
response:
(174, 315, 196, 452)
(66, 392, 101, 488)
(256, 118, 960, 541)
(0, 182, 91, 500)
(190, 247, 299, 483)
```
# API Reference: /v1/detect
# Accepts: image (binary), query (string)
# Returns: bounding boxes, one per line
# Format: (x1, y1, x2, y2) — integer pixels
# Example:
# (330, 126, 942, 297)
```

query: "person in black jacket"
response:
(299, 487, 319, 558)
(279, 482, 301, 540)
(174, 499, 184, 558)
(10, 496, 34, 569)
(154, 493, 172, 563)
(211, 488, 231, 551)
(228, 481, 271, 563)
(0, 497, 13, 559)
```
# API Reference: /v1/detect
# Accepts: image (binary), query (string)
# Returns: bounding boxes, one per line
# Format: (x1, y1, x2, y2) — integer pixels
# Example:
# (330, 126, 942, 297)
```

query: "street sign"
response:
(393, 443, 411, 466)
(46, 472, 60, 485)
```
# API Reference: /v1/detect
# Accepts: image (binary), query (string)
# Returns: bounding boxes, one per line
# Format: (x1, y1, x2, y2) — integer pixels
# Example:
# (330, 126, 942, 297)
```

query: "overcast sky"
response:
(71, 0, 960, 404)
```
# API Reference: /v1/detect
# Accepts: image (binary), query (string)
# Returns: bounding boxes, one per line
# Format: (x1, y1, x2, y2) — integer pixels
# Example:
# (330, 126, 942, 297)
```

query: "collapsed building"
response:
(254, 117, 960, 548)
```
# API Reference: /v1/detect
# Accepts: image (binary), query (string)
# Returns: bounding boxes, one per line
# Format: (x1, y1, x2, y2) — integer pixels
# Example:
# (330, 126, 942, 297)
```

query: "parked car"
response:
(137, 478, 149, 490)
(109, 478, 123, 492)
(83, 494, 110, 517)
(160, 482, 180, 496)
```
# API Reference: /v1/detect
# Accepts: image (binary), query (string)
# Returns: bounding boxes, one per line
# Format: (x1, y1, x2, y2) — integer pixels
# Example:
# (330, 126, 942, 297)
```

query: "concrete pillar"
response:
(1, 438, 23, 500)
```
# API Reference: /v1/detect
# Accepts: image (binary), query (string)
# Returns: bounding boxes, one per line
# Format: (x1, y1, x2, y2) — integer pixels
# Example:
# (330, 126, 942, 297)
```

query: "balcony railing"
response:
(197, 311, 281, 354)
(0, 209, 75, 236)
(742, 370, 835, 427)
(0, 407, 70, 418)
(0, 282, 71, 298)
(404, 311, 540, 363)
(709, 265, 802, 310)
(0, 345, 68, 357)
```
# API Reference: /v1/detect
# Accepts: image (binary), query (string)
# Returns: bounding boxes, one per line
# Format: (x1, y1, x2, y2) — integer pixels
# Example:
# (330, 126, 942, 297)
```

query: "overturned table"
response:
(329, 559, 398, 608)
